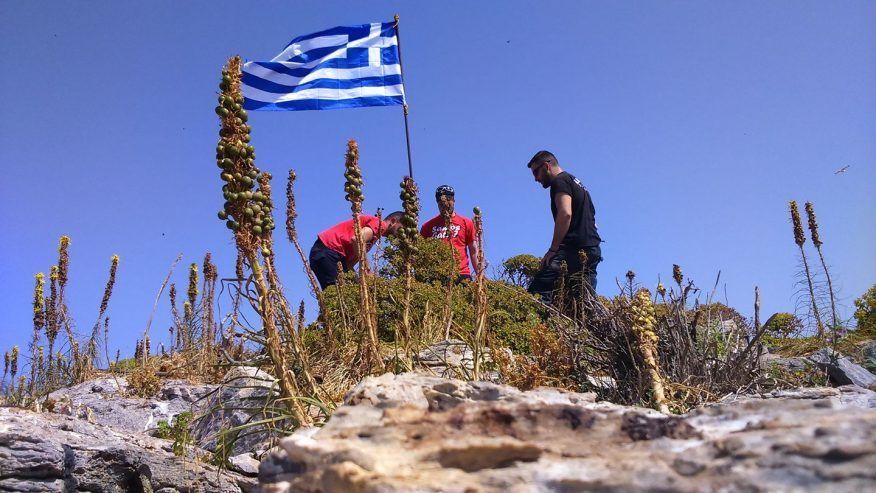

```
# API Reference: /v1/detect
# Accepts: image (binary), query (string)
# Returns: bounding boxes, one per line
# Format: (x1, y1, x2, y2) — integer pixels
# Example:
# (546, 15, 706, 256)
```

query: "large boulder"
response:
(258, 373, 876, 493)
(0, 407, 255, 492)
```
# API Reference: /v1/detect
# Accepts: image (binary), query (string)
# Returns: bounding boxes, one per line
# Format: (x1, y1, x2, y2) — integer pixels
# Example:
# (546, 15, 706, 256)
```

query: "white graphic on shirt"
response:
(430, 224, 460, 240)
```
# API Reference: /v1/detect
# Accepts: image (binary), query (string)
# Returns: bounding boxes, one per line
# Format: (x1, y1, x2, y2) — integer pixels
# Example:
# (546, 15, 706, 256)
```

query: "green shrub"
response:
(763, 313, 804, 339)
(318, 274, 545, 355)
(498, 254, 541, 288)
(381, 237, 459, 285)
(853, 284, 876, 336)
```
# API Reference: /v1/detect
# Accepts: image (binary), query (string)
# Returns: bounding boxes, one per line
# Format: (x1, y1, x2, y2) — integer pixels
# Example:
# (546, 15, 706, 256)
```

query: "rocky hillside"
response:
(2, 360, 875, 492)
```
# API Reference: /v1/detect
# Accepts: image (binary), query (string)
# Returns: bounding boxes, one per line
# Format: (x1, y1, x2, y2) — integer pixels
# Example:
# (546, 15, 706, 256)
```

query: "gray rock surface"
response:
(47, 376, 215, 436)
(860, 340, 876, 372)
(808, 347, 876, 388)
(0, 407, 255, 492)
(191, 367, 282, 457)
(258, 373, 876, 493)
(414, 339, 494, 379)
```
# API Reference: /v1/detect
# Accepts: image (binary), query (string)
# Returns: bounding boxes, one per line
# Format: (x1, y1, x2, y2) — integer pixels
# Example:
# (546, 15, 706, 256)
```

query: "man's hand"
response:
(540, 249, 557, 269)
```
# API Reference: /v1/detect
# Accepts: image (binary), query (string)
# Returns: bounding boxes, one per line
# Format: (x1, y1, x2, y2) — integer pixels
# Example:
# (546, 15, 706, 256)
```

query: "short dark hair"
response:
(527, 150, 557, 168)
(384, 210, 404, 221)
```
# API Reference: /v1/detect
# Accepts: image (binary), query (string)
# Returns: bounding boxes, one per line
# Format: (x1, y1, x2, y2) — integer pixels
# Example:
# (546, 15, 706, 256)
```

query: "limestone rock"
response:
(46, 375, 215, 436)
(0, 407, 255, 492)
(191, 367, 281, 457)
(860, 340, 876, 372)
(259, 373, 876, 493)
(414, 339, 495, 380)
(808, 348, 876, 388)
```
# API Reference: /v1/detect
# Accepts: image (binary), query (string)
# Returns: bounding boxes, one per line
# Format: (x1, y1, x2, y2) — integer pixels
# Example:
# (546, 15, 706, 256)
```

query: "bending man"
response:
(309, 212, 403, 289)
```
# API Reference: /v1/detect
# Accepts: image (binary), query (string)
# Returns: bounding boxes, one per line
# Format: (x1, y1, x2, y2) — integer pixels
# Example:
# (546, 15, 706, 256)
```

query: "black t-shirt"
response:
(550, 171, 601, 248)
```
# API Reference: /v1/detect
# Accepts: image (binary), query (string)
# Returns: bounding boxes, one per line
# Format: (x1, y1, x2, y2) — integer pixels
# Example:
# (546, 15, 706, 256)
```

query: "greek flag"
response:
(242, 22, 406, 111)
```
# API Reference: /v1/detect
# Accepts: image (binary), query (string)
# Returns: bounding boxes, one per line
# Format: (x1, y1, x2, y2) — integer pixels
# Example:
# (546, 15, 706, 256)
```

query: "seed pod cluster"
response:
(397, 176, 420, 257)
(672, 264, 683, 286)
(804, 201, 822, 247)
(215, 56, 275, 256)
(343, 140, 364, 213)
(789, 200, 805, 247)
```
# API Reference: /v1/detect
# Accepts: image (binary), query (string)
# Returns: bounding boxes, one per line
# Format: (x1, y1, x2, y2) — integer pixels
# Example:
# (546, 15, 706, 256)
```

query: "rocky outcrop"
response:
(414, 339, 496, 380)
(45, 368, 284, 460)
(0, 407, 255, 493)
(258, 373, 876, 493)
(191, 367, 281, 457)
(47, 376, 215, 436)
(807, 348, 876, 388)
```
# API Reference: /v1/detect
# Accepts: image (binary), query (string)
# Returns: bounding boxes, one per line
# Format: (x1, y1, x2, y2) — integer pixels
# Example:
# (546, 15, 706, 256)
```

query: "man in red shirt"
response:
(310, 211, 403, 289)
(420, 186, 480, 282)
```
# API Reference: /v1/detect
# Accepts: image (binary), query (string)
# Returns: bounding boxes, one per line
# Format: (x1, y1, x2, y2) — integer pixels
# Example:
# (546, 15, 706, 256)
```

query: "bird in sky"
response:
(834, 165, 850, 174)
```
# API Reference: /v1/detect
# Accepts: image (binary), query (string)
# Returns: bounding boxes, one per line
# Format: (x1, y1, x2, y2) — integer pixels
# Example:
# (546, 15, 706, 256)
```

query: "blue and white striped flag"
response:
(242, 22, 406, 111)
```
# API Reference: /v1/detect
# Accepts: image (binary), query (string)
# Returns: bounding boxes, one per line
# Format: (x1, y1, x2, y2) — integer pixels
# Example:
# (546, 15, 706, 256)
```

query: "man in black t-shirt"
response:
(526, 150, 602, 304)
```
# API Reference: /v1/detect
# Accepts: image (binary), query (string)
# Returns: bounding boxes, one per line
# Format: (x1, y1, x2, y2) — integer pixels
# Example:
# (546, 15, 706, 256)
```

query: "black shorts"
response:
(309, 238, 347, 289)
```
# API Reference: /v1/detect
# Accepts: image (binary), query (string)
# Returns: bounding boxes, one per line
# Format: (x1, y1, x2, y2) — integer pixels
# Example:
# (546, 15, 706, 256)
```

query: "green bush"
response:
(381, 236, 459, 285)
(498, 254, 541, 288)
(318, 273, 546, 355)
(853, 284, 876, 336)
(763, 313, 804, 339)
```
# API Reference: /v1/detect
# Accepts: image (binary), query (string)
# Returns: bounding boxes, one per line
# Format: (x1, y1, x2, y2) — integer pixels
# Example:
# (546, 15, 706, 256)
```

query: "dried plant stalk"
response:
(286, 170, 332, 343)
(805, 201, 838, 331)
(789, 200, 824, 338)
(344, 139, 380, 369)
(472, 207, 488, 379)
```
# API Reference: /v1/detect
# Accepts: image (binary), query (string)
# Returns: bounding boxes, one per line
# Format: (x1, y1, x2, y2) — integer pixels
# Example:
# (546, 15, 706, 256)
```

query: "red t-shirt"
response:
(318, 215, 387, 264)
(420, 213, 476, 276)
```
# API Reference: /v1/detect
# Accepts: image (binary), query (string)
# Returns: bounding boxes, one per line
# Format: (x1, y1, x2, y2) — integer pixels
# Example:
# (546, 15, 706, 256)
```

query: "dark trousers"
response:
(309, 239, 348, 289)
(527, 244, 601, 304)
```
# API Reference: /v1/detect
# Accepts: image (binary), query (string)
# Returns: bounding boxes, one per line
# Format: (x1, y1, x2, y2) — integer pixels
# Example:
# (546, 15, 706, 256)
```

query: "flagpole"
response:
(394, 14, 414, 178)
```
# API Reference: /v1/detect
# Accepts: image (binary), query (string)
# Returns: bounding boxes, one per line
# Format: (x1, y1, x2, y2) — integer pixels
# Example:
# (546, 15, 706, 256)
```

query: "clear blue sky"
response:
(1, 1, 874, 358)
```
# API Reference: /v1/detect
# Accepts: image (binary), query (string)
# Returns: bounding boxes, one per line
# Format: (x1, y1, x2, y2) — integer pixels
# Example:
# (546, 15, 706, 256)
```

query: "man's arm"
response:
(467, 240, 480, 276)
(347, 226, 375, 267)
(542, 193, 572, 268)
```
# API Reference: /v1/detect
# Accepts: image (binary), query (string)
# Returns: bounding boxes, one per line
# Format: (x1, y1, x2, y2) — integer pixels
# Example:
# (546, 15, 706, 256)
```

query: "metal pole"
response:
(394, 14, 414, 178)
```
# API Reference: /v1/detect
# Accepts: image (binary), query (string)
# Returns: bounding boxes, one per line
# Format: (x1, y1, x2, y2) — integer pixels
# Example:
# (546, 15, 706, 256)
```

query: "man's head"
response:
(435, 185, 455, 215)
(527, 150, 560, 189)
(383, 211, 404, 236)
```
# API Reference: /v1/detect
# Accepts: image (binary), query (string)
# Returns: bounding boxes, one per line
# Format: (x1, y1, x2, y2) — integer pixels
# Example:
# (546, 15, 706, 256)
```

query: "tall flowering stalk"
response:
(56, 236, 78, 368)
(215, 56, 308, 425)
(397, 176, 420, 354)
(439, 195, 456, 338)
(805, 201, 838, 331)
(29, 273, 45, 396)
(472, 207, 488, 380)
(631, 290, 669, 413)
(343, 139, 380, 368)
(201, 253, 218, 349)
(2, 351, 9, 394)
(45, 266, 59, 386)
(286, 170, 331, 343)
(790, 201, 824, 338)
(84, 255, 119, 373)
(183, 262, 198, 350)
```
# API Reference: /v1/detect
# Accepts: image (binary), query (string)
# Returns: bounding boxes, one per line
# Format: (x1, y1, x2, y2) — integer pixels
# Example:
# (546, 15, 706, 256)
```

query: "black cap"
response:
(435, 185, 455, 199)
